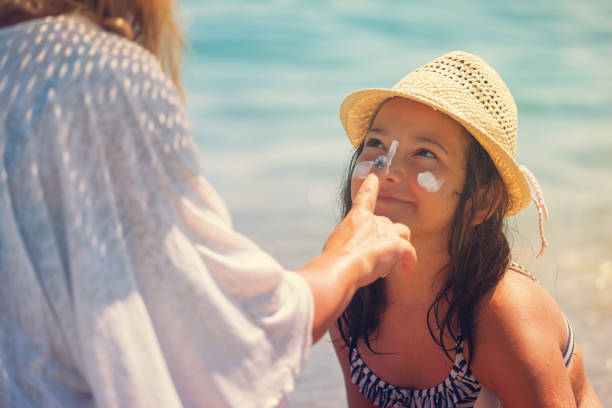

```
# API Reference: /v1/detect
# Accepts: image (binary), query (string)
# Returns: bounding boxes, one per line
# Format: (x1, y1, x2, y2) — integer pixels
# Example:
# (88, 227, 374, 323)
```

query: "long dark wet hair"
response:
(336, 114, 512, 369)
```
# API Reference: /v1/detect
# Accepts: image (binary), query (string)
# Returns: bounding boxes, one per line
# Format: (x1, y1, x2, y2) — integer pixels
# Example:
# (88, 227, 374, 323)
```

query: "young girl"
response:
(331, 51, 602, 407)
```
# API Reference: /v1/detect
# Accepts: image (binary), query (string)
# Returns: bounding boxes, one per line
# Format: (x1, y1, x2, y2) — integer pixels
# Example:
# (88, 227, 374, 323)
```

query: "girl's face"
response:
(351, 98, 470, 242)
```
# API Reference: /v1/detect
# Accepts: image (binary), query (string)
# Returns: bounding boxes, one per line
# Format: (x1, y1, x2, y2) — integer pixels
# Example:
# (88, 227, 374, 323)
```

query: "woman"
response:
(0, 1, 416, 407)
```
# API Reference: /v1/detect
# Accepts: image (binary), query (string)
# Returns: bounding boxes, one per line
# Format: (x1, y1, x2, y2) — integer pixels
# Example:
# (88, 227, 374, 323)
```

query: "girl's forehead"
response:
(370, 98, 468, 149)
(373, 98, 460, 130)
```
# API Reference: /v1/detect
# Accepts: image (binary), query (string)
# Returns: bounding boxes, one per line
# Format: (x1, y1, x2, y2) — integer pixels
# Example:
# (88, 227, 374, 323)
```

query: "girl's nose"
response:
(381, 140, 402, 183)
(382, 160, 404, 184)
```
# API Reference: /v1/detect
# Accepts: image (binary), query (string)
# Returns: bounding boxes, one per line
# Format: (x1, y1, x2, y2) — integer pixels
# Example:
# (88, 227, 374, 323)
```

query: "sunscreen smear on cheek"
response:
(417, 171, 443, 192)
(352, 161, 374, 179)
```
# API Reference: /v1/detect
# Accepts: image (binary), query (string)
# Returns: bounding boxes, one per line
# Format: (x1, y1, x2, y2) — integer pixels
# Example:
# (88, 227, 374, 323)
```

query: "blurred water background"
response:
(179, 0, 612, 405)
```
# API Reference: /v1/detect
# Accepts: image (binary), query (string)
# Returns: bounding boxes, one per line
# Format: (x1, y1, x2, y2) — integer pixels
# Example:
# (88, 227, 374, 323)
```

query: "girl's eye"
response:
(365, 138, 384, 149)
(416, 149, 436, 159)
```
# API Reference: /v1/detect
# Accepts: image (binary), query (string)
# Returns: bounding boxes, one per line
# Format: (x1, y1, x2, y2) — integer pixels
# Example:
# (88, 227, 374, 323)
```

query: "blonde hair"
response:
(1, 0, 184, 98)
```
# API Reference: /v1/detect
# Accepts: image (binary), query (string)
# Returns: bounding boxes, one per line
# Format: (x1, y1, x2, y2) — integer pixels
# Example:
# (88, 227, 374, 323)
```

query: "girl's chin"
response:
(373, 208, 417, 226)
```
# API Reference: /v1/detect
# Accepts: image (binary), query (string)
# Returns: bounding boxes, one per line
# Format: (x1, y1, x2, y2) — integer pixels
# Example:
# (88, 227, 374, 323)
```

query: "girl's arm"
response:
(329, 324, 378, 408)
(471, 271, 602, 407)
(566, 344, 603, 407)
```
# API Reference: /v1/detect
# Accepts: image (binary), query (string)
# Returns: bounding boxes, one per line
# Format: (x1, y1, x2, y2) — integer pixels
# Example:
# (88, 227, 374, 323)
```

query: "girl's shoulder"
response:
(470, 263, 570, 388)
(474, 263, 567, 342)
(477, 263, 562, 320)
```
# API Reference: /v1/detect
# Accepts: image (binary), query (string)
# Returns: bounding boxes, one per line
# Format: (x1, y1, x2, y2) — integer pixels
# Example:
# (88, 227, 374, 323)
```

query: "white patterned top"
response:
(0, 14, 313, 408)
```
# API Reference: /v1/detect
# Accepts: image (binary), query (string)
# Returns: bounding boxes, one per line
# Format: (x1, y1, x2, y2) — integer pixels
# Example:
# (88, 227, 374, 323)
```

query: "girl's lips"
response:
(377, 194, 412, 204)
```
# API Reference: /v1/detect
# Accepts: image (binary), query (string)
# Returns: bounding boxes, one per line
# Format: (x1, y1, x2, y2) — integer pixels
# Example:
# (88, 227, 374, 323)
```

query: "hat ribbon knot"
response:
(519, 165, 549, 257)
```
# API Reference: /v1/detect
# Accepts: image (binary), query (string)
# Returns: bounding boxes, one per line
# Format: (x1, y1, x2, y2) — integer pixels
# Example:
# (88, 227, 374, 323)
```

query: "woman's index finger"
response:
(352, 173, 379, 213)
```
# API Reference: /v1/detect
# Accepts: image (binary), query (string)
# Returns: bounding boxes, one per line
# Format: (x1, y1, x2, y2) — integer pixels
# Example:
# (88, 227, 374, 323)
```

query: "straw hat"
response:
(339, 50, 531, 217)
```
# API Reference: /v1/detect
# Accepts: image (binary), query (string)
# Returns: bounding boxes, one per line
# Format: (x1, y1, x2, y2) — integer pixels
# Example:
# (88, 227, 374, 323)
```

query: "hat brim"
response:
(340, 88, 531, 216)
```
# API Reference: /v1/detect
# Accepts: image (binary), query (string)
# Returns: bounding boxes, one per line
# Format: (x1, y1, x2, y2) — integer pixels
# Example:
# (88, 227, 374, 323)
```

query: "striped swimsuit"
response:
(349, 317, 575, 407)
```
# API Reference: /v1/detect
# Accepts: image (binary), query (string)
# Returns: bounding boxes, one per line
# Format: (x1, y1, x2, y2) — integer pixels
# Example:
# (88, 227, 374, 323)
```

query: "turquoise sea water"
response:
(180, 1, 612, 405)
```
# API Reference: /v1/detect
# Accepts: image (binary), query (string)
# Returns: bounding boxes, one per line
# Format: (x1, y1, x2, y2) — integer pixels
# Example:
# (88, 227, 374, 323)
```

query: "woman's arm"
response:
(299, 174, 416, 343)
(471, 271, 601, 407)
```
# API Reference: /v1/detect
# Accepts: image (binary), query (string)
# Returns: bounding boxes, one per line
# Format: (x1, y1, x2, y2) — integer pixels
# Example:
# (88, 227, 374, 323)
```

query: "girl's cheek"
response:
(416, 171, 444, 193)
(410, 160, 445, 191)
(413, 158, 439, 173)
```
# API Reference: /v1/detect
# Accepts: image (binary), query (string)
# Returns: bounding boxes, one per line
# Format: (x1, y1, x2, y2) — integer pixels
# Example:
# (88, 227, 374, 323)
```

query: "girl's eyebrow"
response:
(414, 135, 448, 155)
(366, 128, 386, 136)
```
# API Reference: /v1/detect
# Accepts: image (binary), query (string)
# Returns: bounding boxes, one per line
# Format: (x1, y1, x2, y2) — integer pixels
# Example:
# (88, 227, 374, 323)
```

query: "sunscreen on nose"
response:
(351, 140, 400, 179)
(385, 140, 399, 175)
(417, 171, 443, 192)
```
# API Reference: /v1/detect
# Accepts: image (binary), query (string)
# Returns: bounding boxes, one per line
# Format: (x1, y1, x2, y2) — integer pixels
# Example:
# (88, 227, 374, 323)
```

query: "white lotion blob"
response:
(385, 140, 399, 175)
(351, 139, 400, 180)
(352, 160, 374, 179)
(417, 171, 444, 193)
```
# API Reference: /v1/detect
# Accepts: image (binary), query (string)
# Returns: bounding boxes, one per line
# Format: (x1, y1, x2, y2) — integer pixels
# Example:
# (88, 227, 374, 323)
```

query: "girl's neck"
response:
(384, 234, 450, 308)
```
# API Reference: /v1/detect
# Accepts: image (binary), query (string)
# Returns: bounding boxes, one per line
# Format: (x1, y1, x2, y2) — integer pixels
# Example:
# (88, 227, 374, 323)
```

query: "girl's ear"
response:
(468, 181, 503, 227)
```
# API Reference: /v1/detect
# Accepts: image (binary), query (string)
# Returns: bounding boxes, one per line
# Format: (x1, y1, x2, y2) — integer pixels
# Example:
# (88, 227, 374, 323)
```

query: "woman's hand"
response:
(298, 173, 417, 342)
(324, 172, 416, 285)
